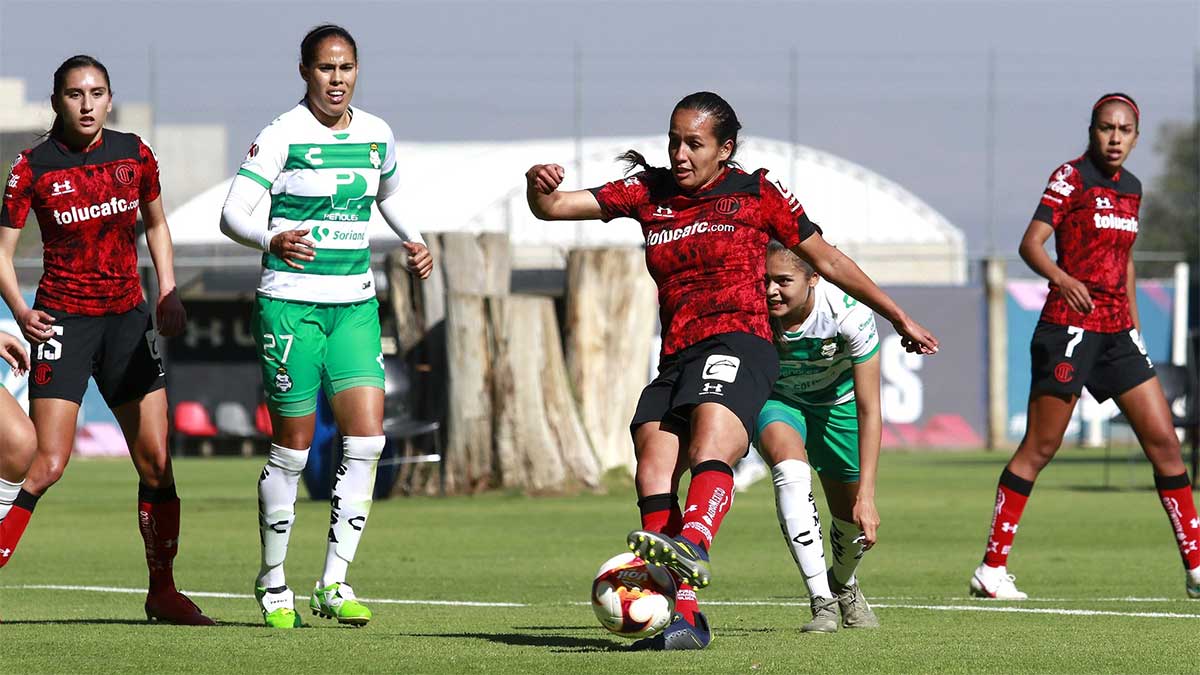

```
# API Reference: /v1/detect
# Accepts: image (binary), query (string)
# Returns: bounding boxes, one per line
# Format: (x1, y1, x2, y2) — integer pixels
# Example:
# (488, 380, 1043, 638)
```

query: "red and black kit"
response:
(1, 131, 165, 405)
(1028, 154, 1153, 400)
(591, 166, 817, 438)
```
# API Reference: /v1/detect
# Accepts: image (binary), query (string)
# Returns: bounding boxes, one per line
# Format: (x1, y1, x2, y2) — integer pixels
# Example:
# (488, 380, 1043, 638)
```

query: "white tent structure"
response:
(168, 135, 967, 284)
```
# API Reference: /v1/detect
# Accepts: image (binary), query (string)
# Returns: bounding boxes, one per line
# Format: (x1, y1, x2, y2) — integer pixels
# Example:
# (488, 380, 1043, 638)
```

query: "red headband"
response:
(1093, 95, 1140, 122)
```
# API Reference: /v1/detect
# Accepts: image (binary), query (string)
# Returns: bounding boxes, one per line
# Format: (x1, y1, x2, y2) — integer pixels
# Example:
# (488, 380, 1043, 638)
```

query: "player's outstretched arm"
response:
(525, 163, 605, 221)
(851, 352, 882, 548)
(793, 233, 938, 354)
(141, 197, 186, 338)
(1019, 219, 1092, 315)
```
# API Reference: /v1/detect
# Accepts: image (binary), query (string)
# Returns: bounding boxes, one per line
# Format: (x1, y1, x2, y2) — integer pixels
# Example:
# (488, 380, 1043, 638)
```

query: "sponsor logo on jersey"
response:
(6, 173, 17, 189)
(1047, 164, 1075, 198)
(770, 179, 804, 214)
(623, 176, 640, 187)
(246, 143, 259, 160)
(1053, 362, 1074, 383)
(327, 171, 370, 221)
(113, 164, 135, 186)
(1095, 196, 1113, 210)
(50, 180, 75, 196)
(714, 196, 740, 216)
(311, 225, 366, 243)
(702, 354, 741, 383)
(645, 220, 735, 247)
(1093, 213, 1138, 232)
(51, 197, 140, 225)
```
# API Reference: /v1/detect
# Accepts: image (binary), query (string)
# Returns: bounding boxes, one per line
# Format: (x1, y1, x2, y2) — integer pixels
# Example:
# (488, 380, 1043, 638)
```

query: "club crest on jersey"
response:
(274, 366, 293, 393)
(714, 196, 740, 216)
(50, 180, 75, 196)
(369, 143, 382, 169)
(820, 338, 838, 358)
(113, 164, 135, 186)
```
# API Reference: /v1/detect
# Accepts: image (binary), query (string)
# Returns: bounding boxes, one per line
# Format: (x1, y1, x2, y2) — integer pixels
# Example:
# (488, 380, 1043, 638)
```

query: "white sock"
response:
(830, 516, 868, 589)
(321, 436, 384, 587)
(257, 444, 309, 589)
(0, 477, 22, 522)
(772, 460, 833, 599)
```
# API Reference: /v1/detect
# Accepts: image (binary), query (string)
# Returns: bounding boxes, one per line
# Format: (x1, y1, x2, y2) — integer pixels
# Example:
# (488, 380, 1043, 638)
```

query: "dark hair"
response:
(1090, 92, 1140, 130)
(767, 239, 815, 276)
(301, 24, 358, 67)
(46, 54, 111, 138)
(619, 91, 743, 175)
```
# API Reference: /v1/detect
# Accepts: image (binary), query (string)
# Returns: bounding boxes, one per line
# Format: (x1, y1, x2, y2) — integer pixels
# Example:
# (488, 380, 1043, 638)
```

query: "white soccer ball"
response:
(591, 552, 677, 638)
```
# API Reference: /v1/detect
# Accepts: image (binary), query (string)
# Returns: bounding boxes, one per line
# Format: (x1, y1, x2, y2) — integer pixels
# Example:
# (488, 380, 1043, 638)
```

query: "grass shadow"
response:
(401, 630, 622, 653)
(1, 618, 263, 627)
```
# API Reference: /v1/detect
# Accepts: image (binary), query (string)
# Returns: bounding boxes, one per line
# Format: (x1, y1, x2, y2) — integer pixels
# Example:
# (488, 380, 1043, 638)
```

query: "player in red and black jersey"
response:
(527, 92, 937, 649)
(0, 331, 37, 570)
(0, 56, 213, 624)
(970, 93, 1200, 600)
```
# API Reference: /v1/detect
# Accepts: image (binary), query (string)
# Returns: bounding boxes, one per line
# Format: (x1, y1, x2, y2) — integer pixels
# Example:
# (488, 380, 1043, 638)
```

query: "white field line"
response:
(4, 584, 1198, 618)
(1, 584, 527, 608)
(872, 596, 1176, 603)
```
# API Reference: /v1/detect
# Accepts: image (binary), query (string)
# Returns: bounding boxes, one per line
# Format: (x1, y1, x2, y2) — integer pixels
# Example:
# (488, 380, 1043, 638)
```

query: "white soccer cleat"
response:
(969, 564, 1028, 600)
(1187, 567, 1200, 599)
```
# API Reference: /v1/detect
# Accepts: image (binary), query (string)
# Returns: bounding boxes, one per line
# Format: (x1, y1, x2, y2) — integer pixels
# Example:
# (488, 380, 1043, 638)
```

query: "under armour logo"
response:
(1190, 517, 1199, 530)
(51, 180, 75, 196)
(700, 382, 723, 396)
(1184, 540, 1198, 554)
(1001, 522, 1018, 534)
(1095, 196, 1113, 210)
(654, 205, 674, 218)
(0, 547, 10, 558)
(684, 504, 698, 515)
(987, 541, 999, 553)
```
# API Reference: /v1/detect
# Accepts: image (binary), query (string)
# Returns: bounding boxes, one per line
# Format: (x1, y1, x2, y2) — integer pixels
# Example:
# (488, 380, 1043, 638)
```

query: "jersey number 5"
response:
(36, 326, 65, 361)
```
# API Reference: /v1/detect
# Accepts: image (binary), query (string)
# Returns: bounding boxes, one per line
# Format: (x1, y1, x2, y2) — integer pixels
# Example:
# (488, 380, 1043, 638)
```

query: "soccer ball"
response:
(591, 552, 677, 638)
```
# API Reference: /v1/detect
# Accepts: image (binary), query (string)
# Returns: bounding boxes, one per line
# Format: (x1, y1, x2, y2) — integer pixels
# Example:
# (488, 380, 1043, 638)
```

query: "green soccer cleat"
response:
(626, 530, 712, 588)
(255, 585, 302, 629)
(310, 581, 372, 627)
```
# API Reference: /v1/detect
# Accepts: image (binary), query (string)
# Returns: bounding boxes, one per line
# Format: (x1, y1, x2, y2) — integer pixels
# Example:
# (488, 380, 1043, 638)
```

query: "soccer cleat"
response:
(627, 530, 712, 588)
(144, 589, 216, 626)
(255, 585, 302, 628)
(800, 596, 839, 633)
(310, 581, 372, 627)
(1187, 567, 1200, 599)
(835, 579, 881, 629)
(630, 611, 712, 650)
(969, 564, 1028, 600)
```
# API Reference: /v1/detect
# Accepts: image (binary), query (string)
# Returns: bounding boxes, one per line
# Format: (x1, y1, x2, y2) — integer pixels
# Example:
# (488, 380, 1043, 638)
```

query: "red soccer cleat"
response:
(144, 590, 216, 626)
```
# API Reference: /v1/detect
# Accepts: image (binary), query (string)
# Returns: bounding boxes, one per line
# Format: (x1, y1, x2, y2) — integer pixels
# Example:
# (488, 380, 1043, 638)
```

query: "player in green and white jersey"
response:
(219, 24, 433, 629)
(755, 240, 882, 633)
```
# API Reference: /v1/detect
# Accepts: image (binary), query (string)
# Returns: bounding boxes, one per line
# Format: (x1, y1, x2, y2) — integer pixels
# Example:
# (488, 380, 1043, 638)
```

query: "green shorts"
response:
(252, 295, 385, 417)
(755, 397, 861, 483)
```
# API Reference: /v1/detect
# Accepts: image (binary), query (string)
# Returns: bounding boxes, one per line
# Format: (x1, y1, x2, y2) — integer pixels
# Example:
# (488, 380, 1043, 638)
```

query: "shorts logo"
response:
(702, 354, 741, 383)
(1054, 362, 1074, 384)
(113, 164, 135, 186)
(32, 362, 52, 386)
(700, 382, 724, 396)
(274, 366, 293, 393)
(714, 197, 740, 216)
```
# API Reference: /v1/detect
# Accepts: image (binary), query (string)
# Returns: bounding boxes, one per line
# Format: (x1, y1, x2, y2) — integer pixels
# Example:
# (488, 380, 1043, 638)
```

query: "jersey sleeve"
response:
(759, 171, 819, 247)
(236, 123, 286, 192)
(137, 137, 162, 203)
(0, 152, 33, 229)
(587, 171, 651, 222)
(377, 123, 400, 201)
(1032, 162, 1083, 228)
(837, 292, 880, 363)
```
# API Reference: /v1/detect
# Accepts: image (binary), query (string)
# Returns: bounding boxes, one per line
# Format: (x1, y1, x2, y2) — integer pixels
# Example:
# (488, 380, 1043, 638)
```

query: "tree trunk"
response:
(564, 248, 657, 474)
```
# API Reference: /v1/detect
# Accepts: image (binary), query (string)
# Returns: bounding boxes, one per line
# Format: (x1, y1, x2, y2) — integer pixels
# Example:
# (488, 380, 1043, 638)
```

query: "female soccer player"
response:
(756, 242, 882, 633)
(526, 91, 936, 649)
(220, 24, 433, 629)
(0, 331, 36, 548)
(969, 93, 1200, 600)
(0, 55, 212, 625)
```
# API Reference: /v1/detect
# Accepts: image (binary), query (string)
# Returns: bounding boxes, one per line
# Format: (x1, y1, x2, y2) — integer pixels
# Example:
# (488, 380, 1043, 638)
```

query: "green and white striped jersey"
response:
(237, 104, 399, 304)
(772, 278, 880, 407)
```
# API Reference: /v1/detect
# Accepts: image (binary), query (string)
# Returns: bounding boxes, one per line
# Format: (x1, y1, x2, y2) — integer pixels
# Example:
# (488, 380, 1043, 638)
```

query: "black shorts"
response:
(1029, 320, 1155, 403)
(29, 301, 165, 408)
(631, 331, 779, 443)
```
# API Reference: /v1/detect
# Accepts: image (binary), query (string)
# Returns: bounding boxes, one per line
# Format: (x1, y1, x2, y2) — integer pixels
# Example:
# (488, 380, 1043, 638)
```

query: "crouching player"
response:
(755, 241, 883, 633)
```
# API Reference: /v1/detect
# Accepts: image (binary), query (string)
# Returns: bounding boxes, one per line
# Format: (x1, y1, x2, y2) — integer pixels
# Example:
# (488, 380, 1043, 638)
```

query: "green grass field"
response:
(0, 450, 1196, 673)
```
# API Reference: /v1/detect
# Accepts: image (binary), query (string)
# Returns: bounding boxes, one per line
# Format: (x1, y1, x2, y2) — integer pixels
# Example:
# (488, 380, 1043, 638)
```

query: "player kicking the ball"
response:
(755, 241, 882, 633)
